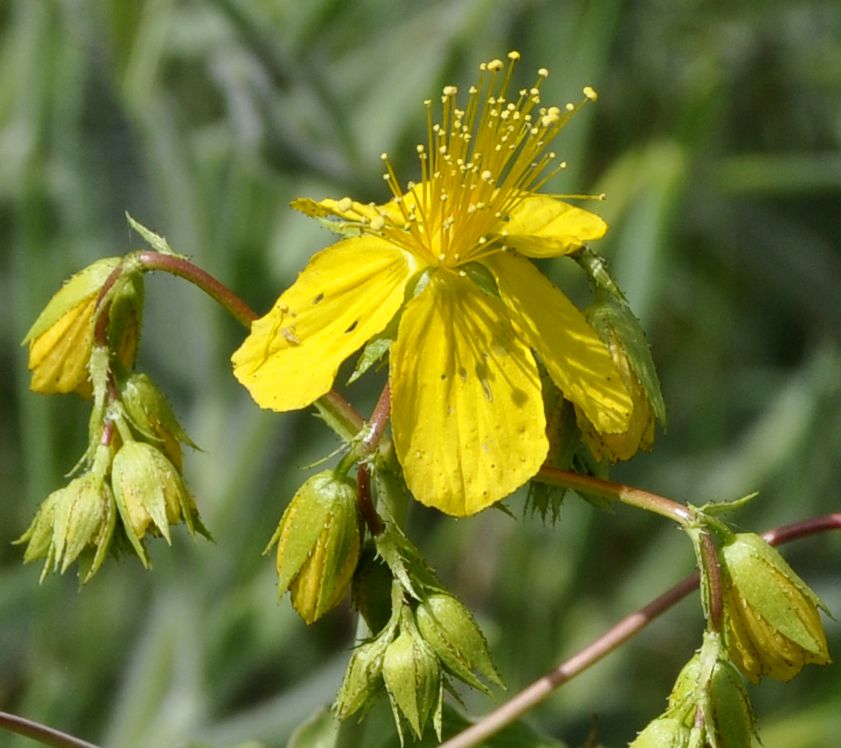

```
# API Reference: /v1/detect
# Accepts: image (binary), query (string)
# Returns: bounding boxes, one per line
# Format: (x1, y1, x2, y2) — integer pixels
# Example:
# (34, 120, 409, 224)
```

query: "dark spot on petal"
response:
(345, 320, 359, 334)
(313, 293, 324, 304)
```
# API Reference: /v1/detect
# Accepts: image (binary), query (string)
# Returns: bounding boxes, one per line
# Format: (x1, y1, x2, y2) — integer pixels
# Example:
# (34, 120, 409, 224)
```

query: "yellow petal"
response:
(390, 271, 547, 516)
(232, 237, 413, 411)
(28, 296, 96, 396)
(291, 196, 385, 223)
(500, 195, 607, 257)
(483, 252, 631, 433)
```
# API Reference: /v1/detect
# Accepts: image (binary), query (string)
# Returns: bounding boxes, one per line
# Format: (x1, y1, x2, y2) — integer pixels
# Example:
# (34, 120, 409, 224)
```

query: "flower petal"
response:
(391, 271, 547, 516)
(500, 195, 607, 257)
(483, 252, 631, 433)
(232, 237, 413, 411)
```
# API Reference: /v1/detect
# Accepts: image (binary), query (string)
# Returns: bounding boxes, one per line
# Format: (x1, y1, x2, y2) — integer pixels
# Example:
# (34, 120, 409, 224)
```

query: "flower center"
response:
(376, 52, 597, 269)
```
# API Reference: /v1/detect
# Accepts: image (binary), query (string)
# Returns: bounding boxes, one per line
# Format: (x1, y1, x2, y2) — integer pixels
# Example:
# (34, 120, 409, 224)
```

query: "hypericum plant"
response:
(10, 52, 836, 748)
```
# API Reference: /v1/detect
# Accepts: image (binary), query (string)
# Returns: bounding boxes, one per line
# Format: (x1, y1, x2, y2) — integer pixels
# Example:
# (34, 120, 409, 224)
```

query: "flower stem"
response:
(362, 382, 391, 454)
(135, 250, 368, 444)
(699, 530, 723, 632)
(535, 466, 694, 525)
(136, 251, 258, 327)
(437, 512, 841, 748)
(0, 711, 100, 748)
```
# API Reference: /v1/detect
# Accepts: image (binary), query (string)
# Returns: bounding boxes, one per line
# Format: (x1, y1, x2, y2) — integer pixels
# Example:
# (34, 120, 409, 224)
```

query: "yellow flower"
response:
(232, 53, 632, 515)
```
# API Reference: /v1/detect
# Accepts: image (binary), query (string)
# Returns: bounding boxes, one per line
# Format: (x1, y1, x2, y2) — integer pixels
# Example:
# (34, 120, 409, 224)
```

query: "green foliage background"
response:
(2, 1, 840, 746)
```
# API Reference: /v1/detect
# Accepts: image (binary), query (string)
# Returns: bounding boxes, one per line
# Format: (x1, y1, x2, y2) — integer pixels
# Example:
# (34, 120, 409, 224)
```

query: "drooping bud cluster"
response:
(17, 243, 208, 580)
(335, 524, 502, 742)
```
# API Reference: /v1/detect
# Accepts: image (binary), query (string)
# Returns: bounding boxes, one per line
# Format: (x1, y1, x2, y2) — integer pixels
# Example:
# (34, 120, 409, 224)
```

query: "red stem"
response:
(136, 251, 258, 327)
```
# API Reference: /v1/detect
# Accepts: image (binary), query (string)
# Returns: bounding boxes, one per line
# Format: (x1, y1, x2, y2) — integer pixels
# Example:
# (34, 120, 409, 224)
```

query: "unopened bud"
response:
(15, 449, 116, 582)
(705, 655, 755, 747)
(628, 716, 691, 748)
(267, 471, 362, 624)
(722, 532, 831, 683)
(111, 440, 206, 566)
(23, 258, 144, 398)
(23, 258, 121, 396)
(415, 592, 503, 693)
(578, 291, 665, 461)
(382, 616, 442, 740)
(335, 627, 393, 720)
(120, 372, 197, 472)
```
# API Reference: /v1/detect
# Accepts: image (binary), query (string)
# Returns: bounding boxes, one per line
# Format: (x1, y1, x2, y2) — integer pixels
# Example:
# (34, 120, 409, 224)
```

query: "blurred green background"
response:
(2, 0, 840, 746)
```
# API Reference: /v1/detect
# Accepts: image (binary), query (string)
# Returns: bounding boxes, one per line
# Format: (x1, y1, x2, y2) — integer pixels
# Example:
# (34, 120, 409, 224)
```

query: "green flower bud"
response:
(574, 271, 665, 462)
(382, 613, 442, 740)
(22, 258, 143, 398)
(628, 716, 691, 748)
(120, 372, 197, 472)
(664, 653, 700, 722)
(266, 471, 362, 624)
(722, 533, 831, 683)
(111, 441, 206, 566)
(335, 627, 394, 720)
(705, 655, 755, 748)
(15, 448, 116, 582)
(415, 592, 503, 693)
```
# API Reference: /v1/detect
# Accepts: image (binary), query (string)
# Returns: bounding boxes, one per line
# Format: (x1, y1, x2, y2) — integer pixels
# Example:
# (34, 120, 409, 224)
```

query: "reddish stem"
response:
(536, 467, 694, 525)
(357, 463, 384, 536)
(0, 710, 100, 748)
(700, 531, 723, 632)
(362, 382, 392, 454)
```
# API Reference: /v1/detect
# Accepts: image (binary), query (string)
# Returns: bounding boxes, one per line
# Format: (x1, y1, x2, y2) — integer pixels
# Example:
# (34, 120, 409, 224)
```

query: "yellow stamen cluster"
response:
(352, 52, 597, 267)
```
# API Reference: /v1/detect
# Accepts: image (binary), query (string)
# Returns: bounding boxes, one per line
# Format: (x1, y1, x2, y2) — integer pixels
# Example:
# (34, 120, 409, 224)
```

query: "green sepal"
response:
(697, 493, 759, 517)
(415, 592, 504, 694)
(127, 212, 177, 255)
(348, 335, 393, 384)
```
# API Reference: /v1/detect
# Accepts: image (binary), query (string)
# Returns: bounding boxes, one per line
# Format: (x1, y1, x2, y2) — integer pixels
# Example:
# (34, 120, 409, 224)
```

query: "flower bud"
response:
(335, 627, 393, 720)
(628, 716, 691, 748)
(111, 441, 206, 566)
(23, 258, 143, 398)
(23, 258, 121, 396)
(705, 654, 755, 747)
(577, 292, 665, 461)
(15, 451, 116, 582)
(120, 372, 197, 472)
(415, 592, 503, 693)
(644, 633, 756, 748)
(266, 471, 362, 624)
(722, 532, 831, 683)
(382, 615, 442, 740)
